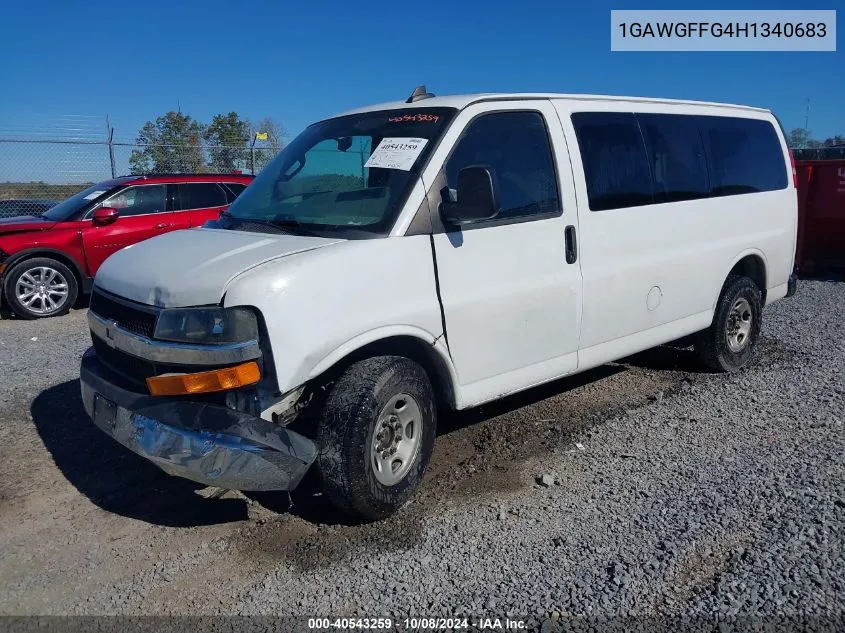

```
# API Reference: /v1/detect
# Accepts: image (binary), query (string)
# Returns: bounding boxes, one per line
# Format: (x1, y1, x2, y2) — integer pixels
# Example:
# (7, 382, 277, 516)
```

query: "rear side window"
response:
(638, 113, 709, 203)
(445, 111, 560, 220)
(223, 183, 248, 203)
(697, 116, 787, 195)
(571, 112, 652, 211)
(177, 183, 228, 210)
(573, 111, 788, 211)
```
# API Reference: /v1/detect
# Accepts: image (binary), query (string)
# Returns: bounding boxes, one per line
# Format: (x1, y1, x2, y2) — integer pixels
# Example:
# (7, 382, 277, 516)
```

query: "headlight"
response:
(154, 307, 259, 345)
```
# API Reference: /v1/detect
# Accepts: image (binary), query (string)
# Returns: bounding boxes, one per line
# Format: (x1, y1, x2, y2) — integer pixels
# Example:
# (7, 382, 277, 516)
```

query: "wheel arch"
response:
(306, 327, 459, 410)
(717, 250, 768, 308)
(1, 248, 88, 294)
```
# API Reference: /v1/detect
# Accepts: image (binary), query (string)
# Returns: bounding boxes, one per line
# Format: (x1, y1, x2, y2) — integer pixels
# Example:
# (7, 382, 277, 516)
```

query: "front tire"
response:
(3, 257, 78, 319)
(695, 275, 762, 372)
(316, 356, 437, 521)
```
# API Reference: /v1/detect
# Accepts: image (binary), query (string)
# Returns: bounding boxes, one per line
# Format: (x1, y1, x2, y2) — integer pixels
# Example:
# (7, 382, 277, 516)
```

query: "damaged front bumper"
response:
(79, 348, 317, 491)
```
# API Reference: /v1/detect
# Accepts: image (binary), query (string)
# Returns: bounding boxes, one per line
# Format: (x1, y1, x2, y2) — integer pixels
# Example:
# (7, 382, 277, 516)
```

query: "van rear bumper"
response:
(79, 348, 316, 491)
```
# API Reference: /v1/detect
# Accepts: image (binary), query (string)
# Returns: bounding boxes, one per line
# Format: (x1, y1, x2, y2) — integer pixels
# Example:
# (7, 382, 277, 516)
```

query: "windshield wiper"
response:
(270, 218, 324, 236)
(217, 212, 309, 235)
(218, 212, 281, 231)
(220, 212, 339, 236)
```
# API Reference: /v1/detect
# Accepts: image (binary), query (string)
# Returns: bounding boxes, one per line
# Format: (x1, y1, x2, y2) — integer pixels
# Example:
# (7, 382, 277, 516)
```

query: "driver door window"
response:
(444, 111, 561, 222)
(100, 185, 167, 217)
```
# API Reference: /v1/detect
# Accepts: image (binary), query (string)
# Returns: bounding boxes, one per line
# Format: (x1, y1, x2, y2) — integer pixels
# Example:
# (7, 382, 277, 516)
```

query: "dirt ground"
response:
(0, 284, 840, 623)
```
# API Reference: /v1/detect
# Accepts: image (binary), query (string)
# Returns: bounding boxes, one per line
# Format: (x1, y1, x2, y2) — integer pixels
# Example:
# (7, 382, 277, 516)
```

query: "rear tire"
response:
(695, 275, 762, 372)
(316, 356, 437, 521)
(3, 257, 78, 319)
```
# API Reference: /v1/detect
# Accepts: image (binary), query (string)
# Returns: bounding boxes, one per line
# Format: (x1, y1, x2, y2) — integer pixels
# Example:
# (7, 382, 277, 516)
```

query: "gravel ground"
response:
(0, 281, 842, 630)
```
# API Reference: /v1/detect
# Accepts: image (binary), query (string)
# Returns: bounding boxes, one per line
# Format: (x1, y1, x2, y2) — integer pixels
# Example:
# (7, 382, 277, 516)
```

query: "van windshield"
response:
(223, 108, 456, 237)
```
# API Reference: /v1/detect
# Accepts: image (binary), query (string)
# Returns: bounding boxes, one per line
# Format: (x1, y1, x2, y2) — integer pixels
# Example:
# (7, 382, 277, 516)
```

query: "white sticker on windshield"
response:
(84, 190, 106, 200)
(364, 137, 429, 171)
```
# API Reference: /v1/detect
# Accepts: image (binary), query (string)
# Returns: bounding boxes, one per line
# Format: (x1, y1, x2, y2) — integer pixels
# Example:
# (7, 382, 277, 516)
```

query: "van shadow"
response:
(619, 339, 709, 374)
(265, 363, 632, 526)
(33, 343, 697, 529)
(31, 380, 250, 528)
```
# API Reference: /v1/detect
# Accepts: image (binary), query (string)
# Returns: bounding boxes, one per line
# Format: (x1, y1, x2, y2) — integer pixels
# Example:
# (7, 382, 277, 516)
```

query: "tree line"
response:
(128, 112, 284, 174)
(786, 129, 845, 149)
(126, 112, 842, 175)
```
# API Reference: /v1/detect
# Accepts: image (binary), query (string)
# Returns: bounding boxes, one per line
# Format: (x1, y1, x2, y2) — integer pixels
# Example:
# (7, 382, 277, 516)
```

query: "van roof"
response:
(334, 93, 770, 118)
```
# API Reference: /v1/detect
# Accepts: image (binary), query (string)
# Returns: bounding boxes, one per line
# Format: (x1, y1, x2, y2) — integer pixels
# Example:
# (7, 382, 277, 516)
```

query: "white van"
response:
(80, 88, 798, 520)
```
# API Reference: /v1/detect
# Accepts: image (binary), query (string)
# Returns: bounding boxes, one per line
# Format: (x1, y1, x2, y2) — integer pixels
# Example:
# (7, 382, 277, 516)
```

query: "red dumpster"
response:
(795, 160, 845, 275)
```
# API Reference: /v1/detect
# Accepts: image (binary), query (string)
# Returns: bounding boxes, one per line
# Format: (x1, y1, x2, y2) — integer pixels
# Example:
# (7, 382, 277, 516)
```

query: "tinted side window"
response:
(102, 185, 167, 217)
(445, 111, 560, 220)
(697, 116, 787, 195)
(637, 113, 709, 203)
(571, 112, 652, 211)
(178, 183, 228, 210)
(223, 183, 248, 203)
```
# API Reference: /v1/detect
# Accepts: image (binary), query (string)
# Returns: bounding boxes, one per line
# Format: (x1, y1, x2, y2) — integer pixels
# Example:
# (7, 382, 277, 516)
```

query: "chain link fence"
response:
(793, 147, 845, 161)
(0, 118, 280, 218)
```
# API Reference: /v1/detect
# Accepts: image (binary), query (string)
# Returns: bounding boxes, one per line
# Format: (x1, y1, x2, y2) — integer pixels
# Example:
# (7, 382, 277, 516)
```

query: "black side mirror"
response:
(440, 165, 499, 225)
(336, 137, 352, 152)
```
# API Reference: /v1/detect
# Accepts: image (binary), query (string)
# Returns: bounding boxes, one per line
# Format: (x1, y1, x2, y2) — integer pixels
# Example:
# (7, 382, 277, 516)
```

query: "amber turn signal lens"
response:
(146, 361, 261, 396)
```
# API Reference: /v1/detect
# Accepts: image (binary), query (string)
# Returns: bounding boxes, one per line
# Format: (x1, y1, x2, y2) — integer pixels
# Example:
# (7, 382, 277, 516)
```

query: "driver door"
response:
(428, 101, 583, 407)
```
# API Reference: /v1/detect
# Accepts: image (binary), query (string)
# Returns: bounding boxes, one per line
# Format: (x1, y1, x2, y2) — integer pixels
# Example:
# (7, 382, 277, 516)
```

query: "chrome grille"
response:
(89, 289, 159, 339)
(91, 335, 156, 383)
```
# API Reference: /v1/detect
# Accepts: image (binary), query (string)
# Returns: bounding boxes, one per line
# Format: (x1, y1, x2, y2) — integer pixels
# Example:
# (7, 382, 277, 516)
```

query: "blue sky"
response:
(0, 0, 842, 181)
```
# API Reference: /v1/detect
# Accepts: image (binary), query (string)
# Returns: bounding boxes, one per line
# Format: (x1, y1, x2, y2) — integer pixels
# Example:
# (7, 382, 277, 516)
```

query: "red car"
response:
(0, 173, 254, 319)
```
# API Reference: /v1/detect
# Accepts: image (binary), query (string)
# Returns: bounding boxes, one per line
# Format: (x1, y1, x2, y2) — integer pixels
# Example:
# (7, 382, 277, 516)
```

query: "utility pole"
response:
(105, 115, 116, 178)
(251, 133, 257, 175)
(804, 98, 810, 133)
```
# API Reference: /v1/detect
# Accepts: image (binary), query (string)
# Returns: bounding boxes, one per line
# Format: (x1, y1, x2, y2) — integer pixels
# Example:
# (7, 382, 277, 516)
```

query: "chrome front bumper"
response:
(79, 349, 316, 491)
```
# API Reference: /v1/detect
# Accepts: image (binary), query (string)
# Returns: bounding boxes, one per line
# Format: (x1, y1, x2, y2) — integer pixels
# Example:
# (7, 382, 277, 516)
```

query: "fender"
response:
(307, 324, 462, 408)
(0, 247, 92, 293)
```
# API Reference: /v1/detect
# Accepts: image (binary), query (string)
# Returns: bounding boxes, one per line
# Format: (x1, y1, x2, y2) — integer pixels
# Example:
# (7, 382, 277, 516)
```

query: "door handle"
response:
(154, 223, 170, 229)
(564, 225, 578, 264)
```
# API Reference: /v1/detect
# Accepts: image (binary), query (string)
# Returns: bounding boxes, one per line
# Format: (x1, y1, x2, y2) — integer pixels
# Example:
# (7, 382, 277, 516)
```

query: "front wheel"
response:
(3, 257, 79, 319)
(316, 356, 437, 521)
(695, 275, 762, 372)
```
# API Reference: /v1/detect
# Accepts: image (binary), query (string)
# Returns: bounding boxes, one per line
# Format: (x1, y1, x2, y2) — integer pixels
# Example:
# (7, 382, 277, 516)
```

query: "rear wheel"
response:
(3, 257, 78, 319)
(316, 356, 437, 521)
(695, 275, 762, 372)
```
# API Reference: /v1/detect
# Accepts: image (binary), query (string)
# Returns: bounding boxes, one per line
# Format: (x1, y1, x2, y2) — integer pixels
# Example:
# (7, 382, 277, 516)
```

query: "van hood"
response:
(0, 215, 56, 235)
(94, 228, 344, 307)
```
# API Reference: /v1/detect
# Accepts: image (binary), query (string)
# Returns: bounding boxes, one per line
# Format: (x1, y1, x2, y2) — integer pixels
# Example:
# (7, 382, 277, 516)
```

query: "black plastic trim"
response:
(786, 273, 798, 298)
(442, 209, 562, 233)
(565, 225, 578, 264)
(117, 173, 255, 180)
